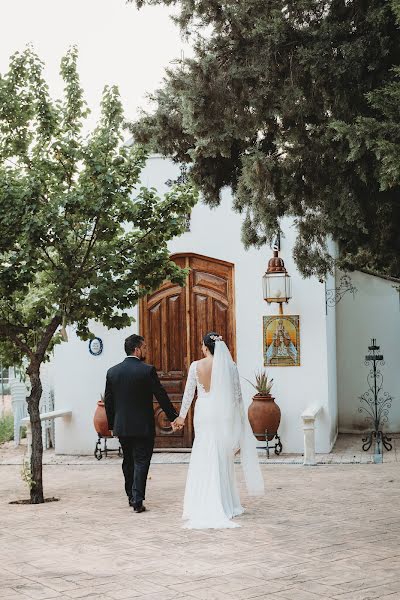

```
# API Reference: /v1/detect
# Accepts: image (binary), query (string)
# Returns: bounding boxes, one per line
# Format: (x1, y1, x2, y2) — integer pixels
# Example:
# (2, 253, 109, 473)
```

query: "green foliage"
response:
(129, 0, 400, 279)
(0, 414, 14, 444)
(0, 46, 198, 368)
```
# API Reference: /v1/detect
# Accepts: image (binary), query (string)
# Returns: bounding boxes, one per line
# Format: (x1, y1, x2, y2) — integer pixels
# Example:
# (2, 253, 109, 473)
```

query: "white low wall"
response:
(336, 270, 400, 433)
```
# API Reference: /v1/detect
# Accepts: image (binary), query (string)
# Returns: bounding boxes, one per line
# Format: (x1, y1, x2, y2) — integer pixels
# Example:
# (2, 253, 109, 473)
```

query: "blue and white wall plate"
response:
(88, 337, 103, 356)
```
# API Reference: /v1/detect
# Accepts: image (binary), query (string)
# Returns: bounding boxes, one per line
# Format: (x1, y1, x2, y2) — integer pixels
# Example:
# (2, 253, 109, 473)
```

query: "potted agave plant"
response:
(246, 370, 281, 441)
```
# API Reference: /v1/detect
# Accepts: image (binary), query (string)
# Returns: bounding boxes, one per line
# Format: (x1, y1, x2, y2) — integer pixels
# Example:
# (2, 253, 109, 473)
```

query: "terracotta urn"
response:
(93, 399, 112, 437)
(248, 394, 281, 441)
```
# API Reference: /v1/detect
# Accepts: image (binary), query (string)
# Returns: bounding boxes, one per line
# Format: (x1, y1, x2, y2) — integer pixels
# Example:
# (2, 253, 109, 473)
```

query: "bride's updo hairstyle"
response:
(203, 332, 223, 355)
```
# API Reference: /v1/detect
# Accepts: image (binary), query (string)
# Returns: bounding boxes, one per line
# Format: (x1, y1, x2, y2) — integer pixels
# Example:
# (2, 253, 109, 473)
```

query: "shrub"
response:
(0, 414, 14, 444)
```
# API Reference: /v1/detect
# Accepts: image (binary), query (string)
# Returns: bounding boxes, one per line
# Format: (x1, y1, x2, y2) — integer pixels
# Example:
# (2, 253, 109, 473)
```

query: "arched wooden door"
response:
(139, 253, 236, 448)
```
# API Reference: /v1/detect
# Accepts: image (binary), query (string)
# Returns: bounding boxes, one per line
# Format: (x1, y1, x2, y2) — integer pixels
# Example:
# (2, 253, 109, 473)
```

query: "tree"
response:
(331, 1, 400, 277)
(129, 0, 400, 279)
(0, 47, 197, 503)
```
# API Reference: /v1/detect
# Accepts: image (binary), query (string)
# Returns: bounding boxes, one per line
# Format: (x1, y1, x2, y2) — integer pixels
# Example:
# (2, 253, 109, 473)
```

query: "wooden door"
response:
(188, 255, 236, 363)
(140, 253, 236, 448)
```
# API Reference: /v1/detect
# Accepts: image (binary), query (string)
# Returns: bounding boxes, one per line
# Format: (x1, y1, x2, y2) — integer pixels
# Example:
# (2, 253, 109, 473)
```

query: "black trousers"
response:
(119, 436, 154, 506)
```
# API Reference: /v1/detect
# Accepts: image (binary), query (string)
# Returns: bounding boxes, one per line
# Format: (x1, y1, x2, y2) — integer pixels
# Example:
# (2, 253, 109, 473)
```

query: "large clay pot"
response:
(248, 394, 281, 441)
(93, 399, 112, 437)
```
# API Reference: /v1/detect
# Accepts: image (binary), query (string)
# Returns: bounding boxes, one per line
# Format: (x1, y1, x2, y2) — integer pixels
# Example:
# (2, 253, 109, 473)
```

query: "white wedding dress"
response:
(179, 341, 264, 529)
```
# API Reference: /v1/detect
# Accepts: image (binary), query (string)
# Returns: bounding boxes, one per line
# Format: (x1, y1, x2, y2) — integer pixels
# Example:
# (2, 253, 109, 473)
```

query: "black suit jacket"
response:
(104, 357, 178, 438)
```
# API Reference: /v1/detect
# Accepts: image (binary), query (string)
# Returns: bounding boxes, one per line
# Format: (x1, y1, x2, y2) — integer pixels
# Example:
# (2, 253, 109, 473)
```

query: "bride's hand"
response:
(172, 417, 185, 431)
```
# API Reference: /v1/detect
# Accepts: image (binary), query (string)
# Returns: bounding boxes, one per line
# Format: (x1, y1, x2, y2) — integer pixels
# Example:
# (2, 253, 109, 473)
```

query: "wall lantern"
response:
(262, 239, 292, 315)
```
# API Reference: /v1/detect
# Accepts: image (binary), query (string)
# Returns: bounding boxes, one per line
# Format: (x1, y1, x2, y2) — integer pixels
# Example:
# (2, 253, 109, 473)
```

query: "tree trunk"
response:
(27, 367, 44, 504)
(23, 316, 62, 503)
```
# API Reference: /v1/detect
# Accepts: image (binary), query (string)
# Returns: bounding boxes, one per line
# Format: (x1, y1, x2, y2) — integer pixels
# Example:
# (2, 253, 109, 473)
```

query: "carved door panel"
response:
(188, 255, 236, 363)
(140, 253, 235, 448)
(139, 256, 191, 448)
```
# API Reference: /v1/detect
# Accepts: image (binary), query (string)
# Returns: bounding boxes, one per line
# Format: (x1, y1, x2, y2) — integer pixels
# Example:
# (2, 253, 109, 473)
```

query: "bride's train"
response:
(179, 341, 264, 530)
(182, 401, 244, 529)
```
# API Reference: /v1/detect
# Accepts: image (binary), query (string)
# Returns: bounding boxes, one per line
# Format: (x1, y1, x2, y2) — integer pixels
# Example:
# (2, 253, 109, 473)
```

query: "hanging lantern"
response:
(262, 250, 292, 314)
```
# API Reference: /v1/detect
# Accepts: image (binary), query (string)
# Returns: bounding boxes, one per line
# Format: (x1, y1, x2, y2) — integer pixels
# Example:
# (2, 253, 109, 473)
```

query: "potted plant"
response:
(246, 370, 281, 441)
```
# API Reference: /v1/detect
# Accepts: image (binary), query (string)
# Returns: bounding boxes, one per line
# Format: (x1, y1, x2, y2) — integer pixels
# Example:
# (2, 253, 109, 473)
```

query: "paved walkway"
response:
(1, 460, 400, 600)
(2, 434, 400, 466)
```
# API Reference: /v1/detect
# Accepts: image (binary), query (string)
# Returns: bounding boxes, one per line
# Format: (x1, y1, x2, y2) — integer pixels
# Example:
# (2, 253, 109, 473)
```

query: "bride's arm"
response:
(177, 361, 197, 423)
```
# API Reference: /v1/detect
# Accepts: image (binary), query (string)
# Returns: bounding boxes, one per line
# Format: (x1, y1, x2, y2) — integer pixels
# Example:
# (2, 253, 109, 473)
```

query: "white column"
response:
(302, 406, 322, 466)
(302, 415, 316, 465)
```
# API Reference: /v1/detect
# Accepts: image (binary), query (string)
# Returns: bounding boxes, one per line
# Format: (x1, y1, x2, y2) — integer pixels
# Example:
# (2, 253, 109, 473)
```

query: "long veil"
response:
(210, 341, 264, 496)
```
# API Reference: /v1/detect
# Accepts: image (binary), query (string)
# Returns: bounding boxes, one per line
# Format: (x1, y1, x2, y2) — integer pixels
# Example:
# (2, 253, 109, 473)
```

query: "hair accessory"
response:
(210, 334, 223, 342)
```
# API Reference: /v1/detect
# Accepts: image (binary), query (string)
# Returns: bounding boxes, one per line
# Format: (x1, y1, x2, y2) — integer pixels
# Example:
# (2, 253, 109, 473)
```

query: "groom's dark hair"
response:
(125, 334, 144, 355)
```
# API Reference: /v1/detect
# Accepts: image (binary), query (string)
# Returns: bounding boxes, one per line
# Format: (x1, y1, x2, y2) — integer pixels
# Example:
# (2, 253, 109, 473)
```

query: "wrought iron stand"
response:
(359, 339, 393, 462)
(94, 435, 122, 460)
(256, 429, 283, 458)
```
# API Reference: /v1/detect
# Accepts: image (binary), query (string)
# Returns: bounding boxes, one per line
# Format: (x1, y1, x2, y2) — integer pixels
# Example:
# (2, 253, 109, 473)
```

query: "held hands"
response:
(172, 416, 185, 432)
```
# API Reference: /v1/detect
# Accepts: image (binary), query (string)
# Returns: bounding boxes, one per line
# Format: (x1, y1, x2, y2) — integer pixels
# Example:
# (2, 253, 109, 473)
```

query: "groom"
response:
(104, 334, 180, 513)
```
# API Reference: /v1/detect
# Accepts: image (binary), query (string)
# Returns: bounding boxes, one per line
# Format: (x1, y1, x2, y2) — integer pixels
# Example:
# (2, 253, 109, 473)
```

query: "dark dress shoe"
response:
(134, 505, 146, 513)
(128, 497, 135, 507)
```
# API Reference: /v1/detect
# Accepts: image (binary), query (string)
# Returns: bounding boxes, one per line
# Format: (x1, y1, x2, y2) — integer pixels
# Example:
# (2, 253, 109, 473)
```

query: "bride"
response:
(173, 332, 264, 529)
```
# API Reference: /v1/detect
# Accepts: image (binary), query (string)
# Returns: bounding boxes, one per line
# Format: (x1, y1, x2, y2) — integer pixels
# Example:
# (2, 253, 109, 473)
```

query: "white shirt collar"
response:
(127, 356, 140, 360)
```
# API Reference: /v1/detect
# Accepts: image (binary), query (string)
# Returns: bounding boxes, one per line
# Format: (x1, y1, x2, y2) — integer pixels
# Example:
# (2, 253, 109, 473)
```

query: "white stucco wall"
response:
(52, 155, 337, 454)
(336, 270, 400, 433)
(325, 244, 339, 449)
(53, 318, 137, 455)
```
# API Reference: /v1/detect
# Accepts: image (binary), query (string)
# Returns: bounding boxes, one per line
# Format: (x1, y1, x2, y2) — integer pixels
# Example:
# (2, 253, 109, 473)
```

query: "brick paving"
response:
(4, 433, 400, 466)
(1, 459, 400, 600)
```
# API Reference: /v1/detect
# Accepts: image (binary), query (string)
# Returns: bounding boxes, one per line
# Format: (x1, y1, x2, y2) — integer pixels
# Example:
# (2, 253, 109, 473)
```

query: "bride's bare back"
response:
(196, 357, 213, 393)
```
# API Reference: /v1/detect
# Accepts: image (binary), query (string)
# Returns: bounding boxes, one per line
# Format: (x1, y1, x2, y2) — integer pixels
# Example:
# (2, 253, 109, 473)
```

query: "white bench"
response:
(301, 406, 323, 466)
(21, 410, 72, 459)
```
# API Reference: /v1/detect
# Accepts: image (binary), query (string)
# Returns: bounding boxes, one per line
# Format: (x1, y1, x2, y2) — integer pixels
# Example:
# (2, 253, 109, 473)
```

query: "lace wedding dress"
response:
(179, 341, 264, 529)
